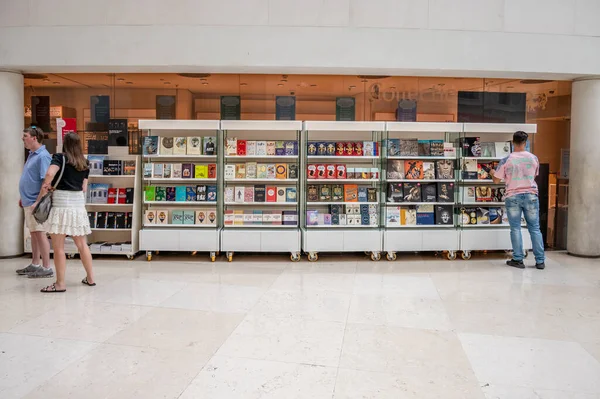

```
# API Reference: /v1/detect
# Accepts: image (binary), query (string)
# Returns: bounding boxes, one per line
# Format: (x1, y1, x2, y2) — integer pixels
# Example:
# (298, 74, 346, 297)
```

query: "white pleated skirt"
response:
(48, 190, 91, 236)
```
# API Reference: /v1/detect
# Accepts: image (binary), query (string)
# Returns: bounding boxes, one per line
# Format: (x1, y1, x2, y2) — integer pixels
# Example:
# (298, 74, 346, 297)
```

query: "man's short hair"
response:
(23, 126, 45, 143)
(513, 131, 528, 145)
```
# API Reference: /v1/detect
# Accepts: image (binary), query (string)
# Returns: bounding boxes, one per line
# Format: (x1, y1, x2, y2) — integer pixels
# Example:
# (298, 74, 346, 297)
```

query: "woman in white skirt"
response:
(35, 133, 94, 293)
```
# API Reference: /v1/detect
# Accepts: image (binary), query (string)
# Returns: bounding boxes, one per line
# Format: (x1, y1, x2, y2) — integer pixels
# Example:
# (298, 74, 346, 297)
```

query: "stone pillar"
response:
(0, 71, 24, 257)
(567, 78, 600, 257)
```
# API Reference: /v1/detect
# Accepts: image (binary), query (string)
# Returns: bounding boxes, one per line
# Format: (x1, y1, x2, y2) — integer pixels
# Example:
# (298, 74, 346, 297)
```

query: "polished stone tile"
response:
(459, 333, 600, 394)
(180, 356, 337, 399)
(271, 270, 355, 293)
(159, 282, 266, 313)
(23, 343, 210, 399)
(107, 307, 243, 353)
(482, 384, 600, 399)
(250, 289, 351, 322)
(347, 293, 452, 331)
(217, 315, 345, 367)
(10, 301, 151, 342)
(0, 333, 97, 398)
(80, 277, 187, 307)
(334, 368, 485, 399)
(353, 274, 440, 299)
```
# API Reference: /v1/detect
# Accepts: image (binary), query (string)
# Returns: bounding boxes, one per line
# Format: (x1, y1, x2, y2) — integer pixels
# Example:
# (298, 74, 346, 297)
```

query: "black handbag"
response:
(33, 155, 66, 224)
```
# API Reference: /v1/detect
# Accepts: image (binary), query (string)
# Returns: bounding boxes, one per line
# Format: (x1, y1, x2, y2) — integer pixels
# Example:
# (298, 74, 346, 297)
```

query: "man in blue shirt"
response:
(17, 127, 53, 278)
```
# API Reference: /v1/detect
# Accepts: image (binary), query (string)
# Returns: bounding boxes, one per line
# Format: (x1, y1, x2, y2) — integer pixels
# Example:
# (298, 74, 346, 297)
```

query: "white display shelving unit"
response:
(302, 121, 385, 262)
(458, 123, 537, 260)
(220, 120, 302, 262)
(382, 122, 462, 261)
(138, 119, 220, 261)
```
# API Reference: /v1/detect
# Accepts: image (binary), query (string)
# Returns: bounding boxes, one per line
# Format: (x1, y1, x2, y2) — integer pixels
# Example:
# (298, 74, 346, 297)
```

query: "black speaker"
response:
(536, 164, 550, 248)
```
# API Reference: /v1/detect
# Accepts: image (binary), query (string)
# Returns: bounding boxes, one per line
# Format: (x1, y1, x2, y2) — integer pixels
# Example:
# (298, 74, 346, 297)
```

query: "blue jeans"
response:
(505, 193, 545, 264)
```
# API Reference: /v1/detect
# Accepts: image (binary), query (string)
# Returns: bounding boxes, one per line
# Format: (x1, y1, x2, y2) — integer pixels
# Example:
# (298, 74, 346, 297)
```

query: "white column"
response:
(0, 71, 24, 257)
(568, 78, 600, 257)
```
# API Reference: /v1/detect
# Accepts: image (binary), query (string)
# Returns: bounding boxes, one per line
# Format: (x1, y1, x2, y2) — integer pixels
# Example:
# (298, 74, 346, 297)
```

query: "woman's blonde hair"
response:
(63, 133, 88, 171)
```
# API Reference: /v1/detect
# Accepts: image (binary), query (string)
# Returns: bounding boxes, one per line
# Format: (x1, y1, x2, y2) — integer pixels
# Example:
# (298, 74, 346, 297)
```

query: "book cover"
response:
(437, 182, 454, 203)
(417, 140, 431, 156)
(159, 137, 173, 155)
(462, 159, 478, 180)
(194, 164, 208, 179)
(207, 185, 217, 202)
(116, 212, 126, 229)
(235, 163, 246, 179)
(386, 207, 401, 227)
(477, 207, 490, 224)
(246, 141, 256, 156)
(96, 211, 108, 228)
(187, 136, 202, 155)
(307, 185, 318, 202)
(423, 162, 436, 180)
(266, 186, 277, 202)
(403, 182, 421, 202)
(156, 210, 169, 225)
(162, 164, 172, 179)
(403, 209, 417, 226)
(354, 142, 363, 156)
(436, 159, 454, 180)
(288, 164, 298, 179)
(491, 187, 506, 202)
(144, 186, 155, 202)
(225, 187, 235, 202)
(477, 162, 494, 180)
(306, 210, 319, 226)
(155, 186, 166, 201)
(319, 185, 331, 202)
(106, 212, 117, 229)
(367, 187, 377, 203)
(226, 138, 237, 156)
(307, 165, 317, 179)
(422, 183, 437, 202)
(234, 186, 245, 203)
(203, 136, 216, 155)
(143, 136, 159, 156)
(332, 184, 344, 201)
(252, 210, 262, 225)
(371, 168, 379, 179)
(208, 209, 218, 225)
(358, 187, 368, 202)
(283, 210, 298, 226)
(275, 141, 285, 156)
(196, 185, 207, 202)
(126, 211, 133, 228)
(404, 160, 424, 180)
(244, 162, 256, 179)
(195, 209, 208, 225)
(335, 164, 347, 179)
(175, 186, 186, 202)
(495, 141, 511, 158)
(317, 142, 327, 156)
(316, 164, 326, 179)
(171, 210, 184, 225)
(236, 140, 247, 156)
(254, 185, 266, 202)
(88, 155, 106, 175)
(172, 137, 189, 158)
(107, 188, 117, 204)
(475, 186, 493, 202)
(429, 140, 444, 157)
(103, 160, 121, 176)
(276, 164, 287, 179)
(326, 164, 336, 179)
(444, 143, 457, 158)
(363, 141, 375, 156)
(224, 164, 235, 180)
(480, 142, 496, 157)
(184, 186, 195, 202)
(208, 164, 217, 179)
(336, 142, 345, 156)
(286, 141, 297, 156)
(266, 164, 276, 179)
(416, 212, 435, 225)
(153, 163, 164, 178)
(286, 187, 297, 202)
(489, 207, 503, 224)
(277, 187, 286, 202)
(143, 163, 152, 178)
(256, 141, 267, 156)
(388, 183, 404, 203)
(462, 137, 481, 157)
(233, 210, 244, 225)
(166, 186, 176, 202)
(172, 164, 182, 178)
(307, 142, 318, 156)
(461, 207, 478, 225)
(387, 160, 405, 179)
(462, 186, 476, 203)
(244, 186, 255, 203)
(400, 139, 418, 156)
(344, 142, 354, 156)
(387, 139, 400, 156)
(257, 164, 268, 179)
(266, 141, 276, 155)
(117, 188, 127, 204)
(144, 210, 156, 225)
(182, 163, 193, 179)
(88, 212, 97, 228)
(344, 184, 358, 202)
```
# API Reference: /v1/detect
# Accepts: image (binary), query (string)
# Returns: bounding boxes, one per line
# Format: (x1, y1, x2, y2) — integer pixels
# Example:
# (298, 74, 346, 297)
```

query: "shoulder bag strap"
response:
(52, 154, 66, 189)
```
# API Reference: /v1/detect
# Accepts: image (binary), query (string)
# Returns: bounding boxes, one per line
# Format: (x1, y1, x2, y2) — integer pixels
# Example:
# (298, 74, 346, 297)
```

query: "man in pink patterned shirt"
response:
(490, 131, 545, 269)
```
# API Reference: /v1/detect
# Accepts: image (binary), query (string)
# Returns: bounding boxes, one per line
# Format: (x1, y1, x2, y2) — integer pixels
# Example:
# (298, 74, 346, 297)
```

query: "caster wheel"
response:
(227, 252, 233, 262)
(147, 254, 152, 261)
(308, 252, 318, 262)
(127, 255, 134, 260)
(290, 253, 301, 262)
(461, 251, 472, 260)
(447, 251, 457, 261)
(191, 251, 197, 256)
(211, 255, 216, 262)
(364, 251, 370, 256)
(370, 252, 381, 261)
(386, 252, 397, 261)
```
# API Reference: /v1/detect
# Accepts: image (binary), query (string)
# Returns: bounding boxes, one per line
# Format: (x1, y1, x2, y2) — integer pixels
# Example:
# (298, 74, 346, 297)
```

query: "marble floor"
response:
(1, 251, 599, 398)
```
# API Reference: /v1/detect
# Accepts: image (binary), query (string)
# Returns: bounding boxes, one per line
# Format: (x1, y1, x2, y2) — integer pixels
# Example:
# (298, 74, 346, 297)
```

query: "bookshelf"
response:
(301, 121, 385, 262)
(220, 120, 302, 262)
(138, 120, 220, 261)
(458, 123, 537, 260)
(382, 122, 462, 261)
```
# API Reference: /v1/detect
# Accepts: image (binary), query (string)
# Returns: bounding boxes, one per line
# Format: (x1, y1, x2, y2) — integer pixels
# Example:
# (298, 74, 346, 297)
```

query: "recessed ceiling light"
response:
(202, 82, 209, 86)
(159, 78, 164, 81)
(126, 82, 133, 85)
(349, 85, 356, 89)
(52, 82, 60, 84)
(507, 86, 514, 89)
(281, 79, 287, 83)
(361, 79, 368, 83)
(277, 84, 284, 87)
(310, 84, 317, 87)
(390, 86, 396, 90)
(116, 78, 125, 81)
(240, 83, 248, 86)
(164, 82, 171, 85)
(200, 78, 207, 81)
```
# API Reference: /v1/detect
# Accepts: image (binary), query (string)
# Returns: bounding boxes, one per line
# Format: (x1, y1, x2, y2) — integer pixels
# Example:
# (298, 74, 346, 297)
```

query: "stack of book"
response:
(306, 204, 378, 226)
(227, 139, 298, 156)
(307, 164, 379, 179)
(144, 209, 217, 225)
(386, 204, 454, 226)
(87, 185, 134, 204)
(307, 141, 378, 156)
(386, 159, 455, 180)
(225, 163, 298, 180)
(144, 185, 217, 202)
(225, 186, 296, 203)
(88, 211, 133, 229)
(142, 136, 217, 156)
(144, 163, 217, 179)
(387, 182, 454, 203)
(307, 184, 377, 203)
(224, 210, 298, 226)
(88, 157, 136, 176)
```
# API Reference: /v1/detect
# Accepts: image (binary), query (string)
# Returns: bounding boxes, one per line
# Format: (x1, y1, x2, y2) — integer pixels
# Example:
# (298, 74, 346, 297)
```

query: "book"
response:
(325, 164, 336, 179)
(363, 141, 375, 156)
(172, 164, 182, 178)
(266, 186, 277, 202)
(354, 142, 363, 156)
(195, 210, 207, 225)
(276, 164, 287, 179)
(306, 210, 319, 226)
(277, 187, 286, 202)
(182, 164, 193, 179)
(422, 183, 437, 202)
(160, 137, 173, 155)
(423, 162, 436, 180)
(207, 209, 218, 225)
(475, 186, 493, 202)
(367, 188, 377, 202)
(344, 142, 354, 156)
(195, 164, 208, 179)
(387, 160, 405, 180)
(358, 187, 368, 202)
(203, 136, 216, 155)
(166, 186, 176, 202)
(402, 209, 417, 226)
(187, 136, 202, 155)
(153, 163, 164, 178)
(103, 160, 121, 176)
(386, 207, 401, 227)
(117, 188, 127, 204)
(186, 186, 196, 201)
(404, 160, 424, 180)
(95, 211, 108, 228)
(89, 183, 110, 204)
(234, 186, 245, 203)
(207, 185, 217, 202)
(88, 212, 97, 228)
(246, 141, 256, 156)
(336, 164, 346, 179)
(286, 187, 297, 202)
(225, 187, 235, 203)
(266, 141, 276, 155)
(171, 138, 185, 156)
(480, 142, 496, 157)
(437, 182, 454, 203)
(175, 186, 187, 202)
(307, 165, 317, 179)
(346, 167, 355, 179)
(418, 140, 431, 156)
(317, 142, 327, 156)
(107, 188, 117, 204)
(435, 205, 453, 225)
(388, 183, 404, 203)
(275, 141, 285, 156)
(288, 164, 298, 179)
(462, 186, 476, 203)
(344, 185, 358, 202)
(332, 185, 344, 201)
(462, 137, 481, 157)
(106, 212, 117, 229)
(266, 164, 276, 179)
(416, 204, 434, 225)
(224, 165, 235, 180)
(208, 164, 217, 179)
(387, 139, 400, 156)
(403, 182, 421, 202)
(88, 156, 105, 175)
(307, 185, 318, 202)
(444, 143, 456, 158)
(477, 207, 490, 224)
(196, 185, 207, 202)
(244, 186, 254, 203)
(461, 207, 478, 225)
(256, 141, 267, 156)
(144, 210, 156, 225)
(235, 163, 246, 179)
(319, 185, 331, 202)
(307, 142, 318, 156)
(283, 210, 298, 226)
(491, 187, 506, 202)
(237, 140, 247, 156)
(286, 141, 297, 156)
(142, 136, 158, 155)
(254, 185, 266, 202)
(171, 210, 184, 225)
(477, 162, 494, 180)
(436, 159, 455, 180)
(495, 141, 511, 158)
(462, 159, 478, 180)
(316, 164, 327, 179)
(400, 139, 418, 156)
(156, 210, 169, 225)
(246, 162, 257, 179)
(257, 164, 268, 179)
(429, 140, 444, 157)
(155, 186, 166, 201)
(226, 138, 237, 156)
(489, 207, 503, 224)
(116, 212, 126, 228)
(336, 142, 345, 156)
(143, 163, 152, 178)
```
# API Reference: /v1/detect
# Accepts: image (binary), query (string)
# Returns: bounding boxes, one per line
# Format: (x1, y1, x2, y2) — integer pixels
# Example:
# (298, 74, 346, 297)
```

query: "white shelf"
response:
(143, 178, 217, 182)
(144, 201, 217, 205)
(91, 228, 132, 231)
(89, 175, 135, 178)
(386, 202, 455, 206)
(388, 156, 453, 160)
(461, 202, 505, 206)
(90, 250, 136, 256)
(306, 225, 378, 228)
(143, 155, 216, 159)
(139, 119, 220, 130)
(225, 202, 297, 206)
(386, 122, 462, 133)
(460, 224, 527, 228)
(459, 180, 503, 184)
(221, 120, 303, 131)
(386, 225, 455, 229)
(463, 157, 505, 161)
(304, 121, 386, 132)
(143, 224, 216, 228)
(308, 179, 379, 183)
(307, 202, 378, 205)
(307, 156, 378, 161)
(225, 224, 298, 228)
(387, 179, 454, 183)
(86, 203, 133, 207)
(225, 179, 298, 183)
(225, 155, 298, 160)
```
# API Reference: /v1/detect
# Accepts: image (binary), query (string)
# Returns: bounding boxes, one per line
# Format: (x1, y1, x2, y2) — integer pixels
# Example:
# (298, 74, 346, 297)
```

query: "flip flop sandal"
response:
(81, 278, 96, 287)
(40, 283, 66, 293)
